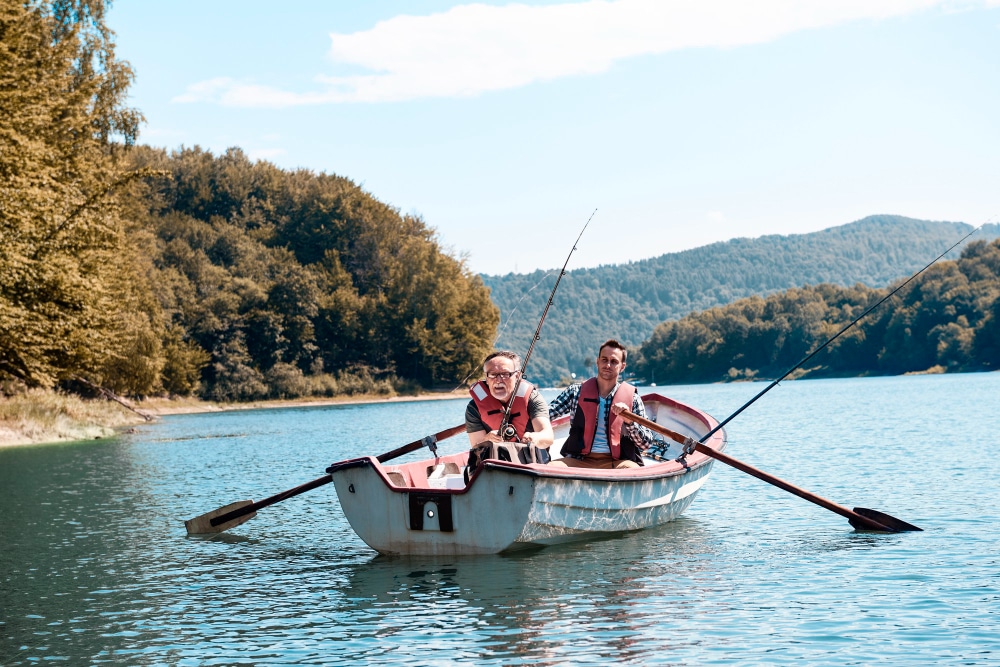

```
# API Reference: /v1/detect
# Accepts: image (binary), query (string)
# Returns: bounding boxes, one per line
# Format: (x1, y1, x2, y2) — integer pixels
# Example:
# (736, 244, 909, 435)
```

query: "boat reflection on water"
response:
(331, 517, 726, 663)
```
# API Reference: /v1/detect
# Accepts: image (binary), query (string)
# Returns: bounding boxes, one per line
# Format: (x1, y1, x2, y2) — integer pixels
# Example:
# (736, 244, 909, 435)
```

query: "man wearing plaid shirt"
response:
(548, 339, 655, 469)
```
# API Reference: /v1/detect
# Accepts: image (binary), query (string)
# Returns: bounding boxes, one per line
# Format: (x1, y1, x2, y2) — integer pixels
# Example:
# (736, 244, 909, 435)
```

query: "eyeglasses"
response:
(486, 371, 517, 380)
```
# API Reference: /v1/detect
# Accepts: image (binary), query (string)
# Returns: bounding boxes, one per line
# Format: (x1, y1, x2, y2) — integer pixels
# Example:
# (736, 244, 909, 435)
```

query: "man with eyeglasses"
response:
(548, 339, 654, 469)
(465, 350, 554, 450)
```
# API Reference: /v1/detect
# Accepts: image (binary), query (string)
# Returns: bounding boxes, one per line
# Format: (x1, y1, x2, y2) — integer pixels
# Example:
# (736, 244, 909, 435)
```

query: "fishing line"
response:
(498, 209, 597, 440)
(491, 271, 558, 349)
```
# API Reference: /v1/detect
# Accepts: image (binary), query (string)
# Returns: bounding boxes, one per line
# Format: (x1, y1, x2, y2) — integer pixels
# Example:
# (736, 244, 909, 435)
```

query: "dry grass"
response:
(0, 389, 146, 447)
(136, 389, 468, 415)
(0, 387, 468, 447)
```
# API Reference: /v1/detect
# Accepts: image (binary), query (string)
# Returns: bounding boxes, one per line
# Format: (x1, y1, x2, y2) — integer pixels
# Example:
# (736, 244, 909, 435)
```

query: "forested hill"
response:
(484, 216, 1000, 386)
(633, 238, 1000, 384)
(118, 146, 500, 399)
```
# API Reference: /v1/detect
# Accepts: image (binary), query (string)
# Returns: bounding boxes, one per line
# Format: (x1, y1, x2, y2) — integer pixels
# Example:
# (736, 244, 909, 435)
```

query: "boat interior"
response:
(383, 455, 467, 490)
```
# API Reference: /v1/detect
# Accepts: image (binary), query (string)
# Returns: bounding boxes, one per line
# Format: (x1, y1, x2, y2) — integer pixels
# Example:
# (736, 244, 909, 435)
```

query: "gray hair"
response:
(484, 350, 521, 370)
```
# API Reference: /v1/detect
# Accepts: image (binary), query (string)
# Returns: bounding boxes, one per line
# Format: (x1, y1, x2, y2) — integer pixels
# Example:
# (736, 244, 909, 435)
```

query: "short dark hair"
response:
(598, 339, 627, 363)
(484, 350, 522, 370)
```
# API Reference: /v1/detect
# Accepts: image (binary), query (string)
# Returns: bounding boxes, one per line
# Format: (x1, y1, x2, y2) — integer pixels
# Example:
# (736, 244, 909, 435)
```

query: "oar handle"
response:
(377, 424, 466, 462)
(618, 411, 895, 532)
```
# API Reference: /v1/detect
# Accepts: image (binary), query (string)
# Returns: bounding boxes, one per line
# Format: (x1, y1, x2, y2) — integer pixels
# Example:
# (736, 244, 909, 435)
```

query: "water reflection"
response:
(185, 531, 253, 545)
(326, 519, 732, 664)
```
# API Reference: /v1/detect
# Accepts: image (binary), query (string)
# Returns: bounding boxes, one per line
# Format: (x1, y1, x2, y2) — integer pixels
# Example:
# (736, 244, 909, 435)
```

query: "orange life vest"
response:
(469, 379, 534, 439)
(560, 378, 641, 464)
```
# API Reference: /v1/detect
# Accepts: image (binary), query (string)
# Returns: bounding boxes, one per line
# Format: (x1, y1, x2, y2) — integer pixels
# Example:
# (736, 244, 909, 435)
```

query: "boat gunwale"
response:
(329, 452, 717, 490)
(330, 452, 728, 492)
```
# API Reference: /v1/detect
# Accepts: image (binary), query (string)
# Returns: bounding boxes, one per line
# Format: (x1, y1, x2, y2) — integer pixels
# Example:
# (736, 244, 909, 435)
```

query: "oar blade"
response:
(851, 507, 922, 532)
(185, 500, 256, 535)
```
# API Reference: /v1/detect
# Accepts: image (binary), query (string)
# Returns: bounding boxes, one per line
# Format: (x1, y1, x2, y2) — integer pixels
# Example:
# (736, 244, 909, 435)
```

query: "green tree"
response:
(120, 145, 499, 397)
(0, 0, 160, 394)
(160, 324, 211, 395)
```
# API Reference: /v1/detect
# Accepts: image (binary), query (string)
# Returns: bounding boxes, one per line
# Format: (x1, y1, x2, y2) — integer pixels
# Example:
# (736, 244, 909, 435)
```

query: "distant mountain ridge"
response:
(483, 215, 1000, 386)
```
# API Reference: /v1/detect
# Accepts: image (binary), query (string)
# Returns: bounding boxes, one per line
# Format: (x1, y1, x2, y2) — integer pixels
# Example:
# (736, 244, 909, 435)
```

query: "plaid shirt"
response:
(549, 381, 655, 450)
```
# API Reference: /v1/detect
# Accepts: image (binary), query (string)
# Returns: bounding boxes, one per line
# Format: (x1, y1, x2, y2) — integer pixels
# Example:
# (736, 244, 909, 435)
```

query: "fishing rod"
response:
(687, 223, 984, 450)
(497, 209, 597, 441)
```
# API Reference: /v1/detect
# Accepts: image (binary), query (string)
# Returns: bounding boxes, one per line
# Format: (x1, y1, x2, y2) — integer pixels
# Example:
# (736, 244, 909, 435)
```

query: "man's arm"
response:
(465, 401, 491, 447)
(522, 389, 554, 447)
(622, 393, 655, 449)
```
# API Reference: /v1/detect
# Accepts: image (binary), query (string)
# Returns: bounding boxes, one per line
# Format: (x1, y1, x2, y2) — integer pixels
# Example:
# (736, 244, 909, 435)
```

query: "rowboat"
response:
(327, 392, 727, 556)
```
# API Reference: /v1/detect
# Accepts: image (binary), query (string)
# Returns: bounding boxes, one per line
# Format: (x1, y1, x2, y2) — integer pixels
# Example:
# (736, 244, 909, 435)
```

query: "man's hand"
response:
(477, 430, 504, 445)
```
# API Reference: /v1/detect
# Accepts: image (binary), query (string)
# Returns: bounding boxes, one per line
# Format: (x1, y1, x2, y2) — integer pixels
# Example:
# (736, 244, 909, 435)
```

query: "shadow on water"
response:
(184, 531, 254, 544)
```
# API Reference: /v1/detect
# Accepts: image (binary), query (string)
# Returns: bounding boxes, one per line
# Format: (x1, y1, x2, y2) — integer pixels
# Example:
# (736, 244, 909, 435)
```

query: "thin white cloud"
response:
(247, 147, 288, 162)
(174, 0, 989, 107)
(172, 77, 232, 104)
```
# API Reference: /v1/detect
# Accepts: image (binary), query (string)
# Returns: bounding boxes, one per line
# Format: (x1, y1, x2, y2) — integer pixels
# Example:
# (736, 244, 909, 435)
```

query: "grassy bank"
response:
(136, 390, 467, 416)
(0, 388, 469, 448)
(0, 389, 148, 447)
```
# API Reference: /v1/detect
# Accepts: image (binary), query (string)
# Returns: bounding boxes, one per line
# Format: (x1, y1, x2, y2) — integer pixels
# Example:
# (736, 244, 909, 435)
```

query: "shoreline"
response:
(0, 389, 469, 449)
(136, 389, 468, 416)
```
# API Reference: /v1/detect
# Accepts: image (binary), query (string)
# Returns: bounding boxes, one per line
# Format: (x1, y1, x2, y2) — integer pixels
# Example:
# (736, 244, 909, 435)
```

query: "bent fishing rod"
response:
(497, 209, 597, 441)
(690, 223, 984, 448)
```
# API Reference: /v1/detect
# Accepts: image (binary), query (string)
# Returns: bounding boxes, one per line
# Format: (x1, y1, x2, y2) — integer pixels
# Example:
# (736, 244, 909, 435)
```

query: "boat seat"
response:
(385, 471, 407, 487)
(427, 462, 461, 478)
(384, 462, 463, 489)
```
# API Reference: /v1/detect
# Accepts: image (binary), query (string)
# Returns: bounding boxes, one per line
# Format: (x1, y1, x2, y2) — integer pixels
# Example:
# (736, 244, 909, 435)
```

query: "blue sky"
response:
(107, 1, 1000, 276)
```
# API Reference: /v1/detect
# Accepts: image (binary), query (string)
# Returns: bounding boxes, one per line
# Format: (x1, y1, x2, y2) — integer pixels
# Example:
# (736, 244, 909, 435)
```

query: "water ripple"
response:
(2, 379, 1000, 665)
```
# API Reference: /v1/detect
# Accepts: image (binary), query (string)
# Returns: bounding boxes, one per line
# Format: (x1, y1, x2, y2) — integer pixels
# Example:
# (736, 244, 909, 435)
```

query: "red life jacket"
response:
(469, 379, 534, 439)
(562, 378, 638, 460)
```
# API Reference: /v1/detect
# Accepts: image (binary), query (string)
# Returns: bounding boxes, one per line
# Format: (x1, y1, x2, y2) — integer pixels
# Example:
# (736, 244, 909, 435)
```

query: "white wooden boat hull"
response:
(330, 393, 725, 556)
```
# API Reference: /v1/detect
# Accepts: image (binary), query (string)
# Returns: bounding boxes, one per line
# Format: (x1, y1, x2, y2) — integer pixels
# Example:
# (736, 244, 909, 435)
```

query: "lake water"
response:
(1, 373, 999, 665)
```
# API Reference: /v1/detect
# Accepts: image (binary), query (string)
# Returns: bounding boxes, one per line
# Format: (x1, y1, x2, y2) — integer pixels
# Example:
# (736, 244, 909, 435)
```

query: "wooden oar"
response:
(620, 411, 921, 533)
(184, 423, 465, 535)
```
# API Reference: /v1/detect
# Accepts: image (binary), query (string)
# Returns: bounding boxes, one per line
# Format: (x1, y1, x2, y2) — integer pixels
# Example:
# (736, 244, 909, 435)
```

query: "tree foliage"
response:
(1, 1, 497, 399)
(0, 0, 157, 392)
(633, 239, 1000, 384)
(120, 146, 498, 399)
